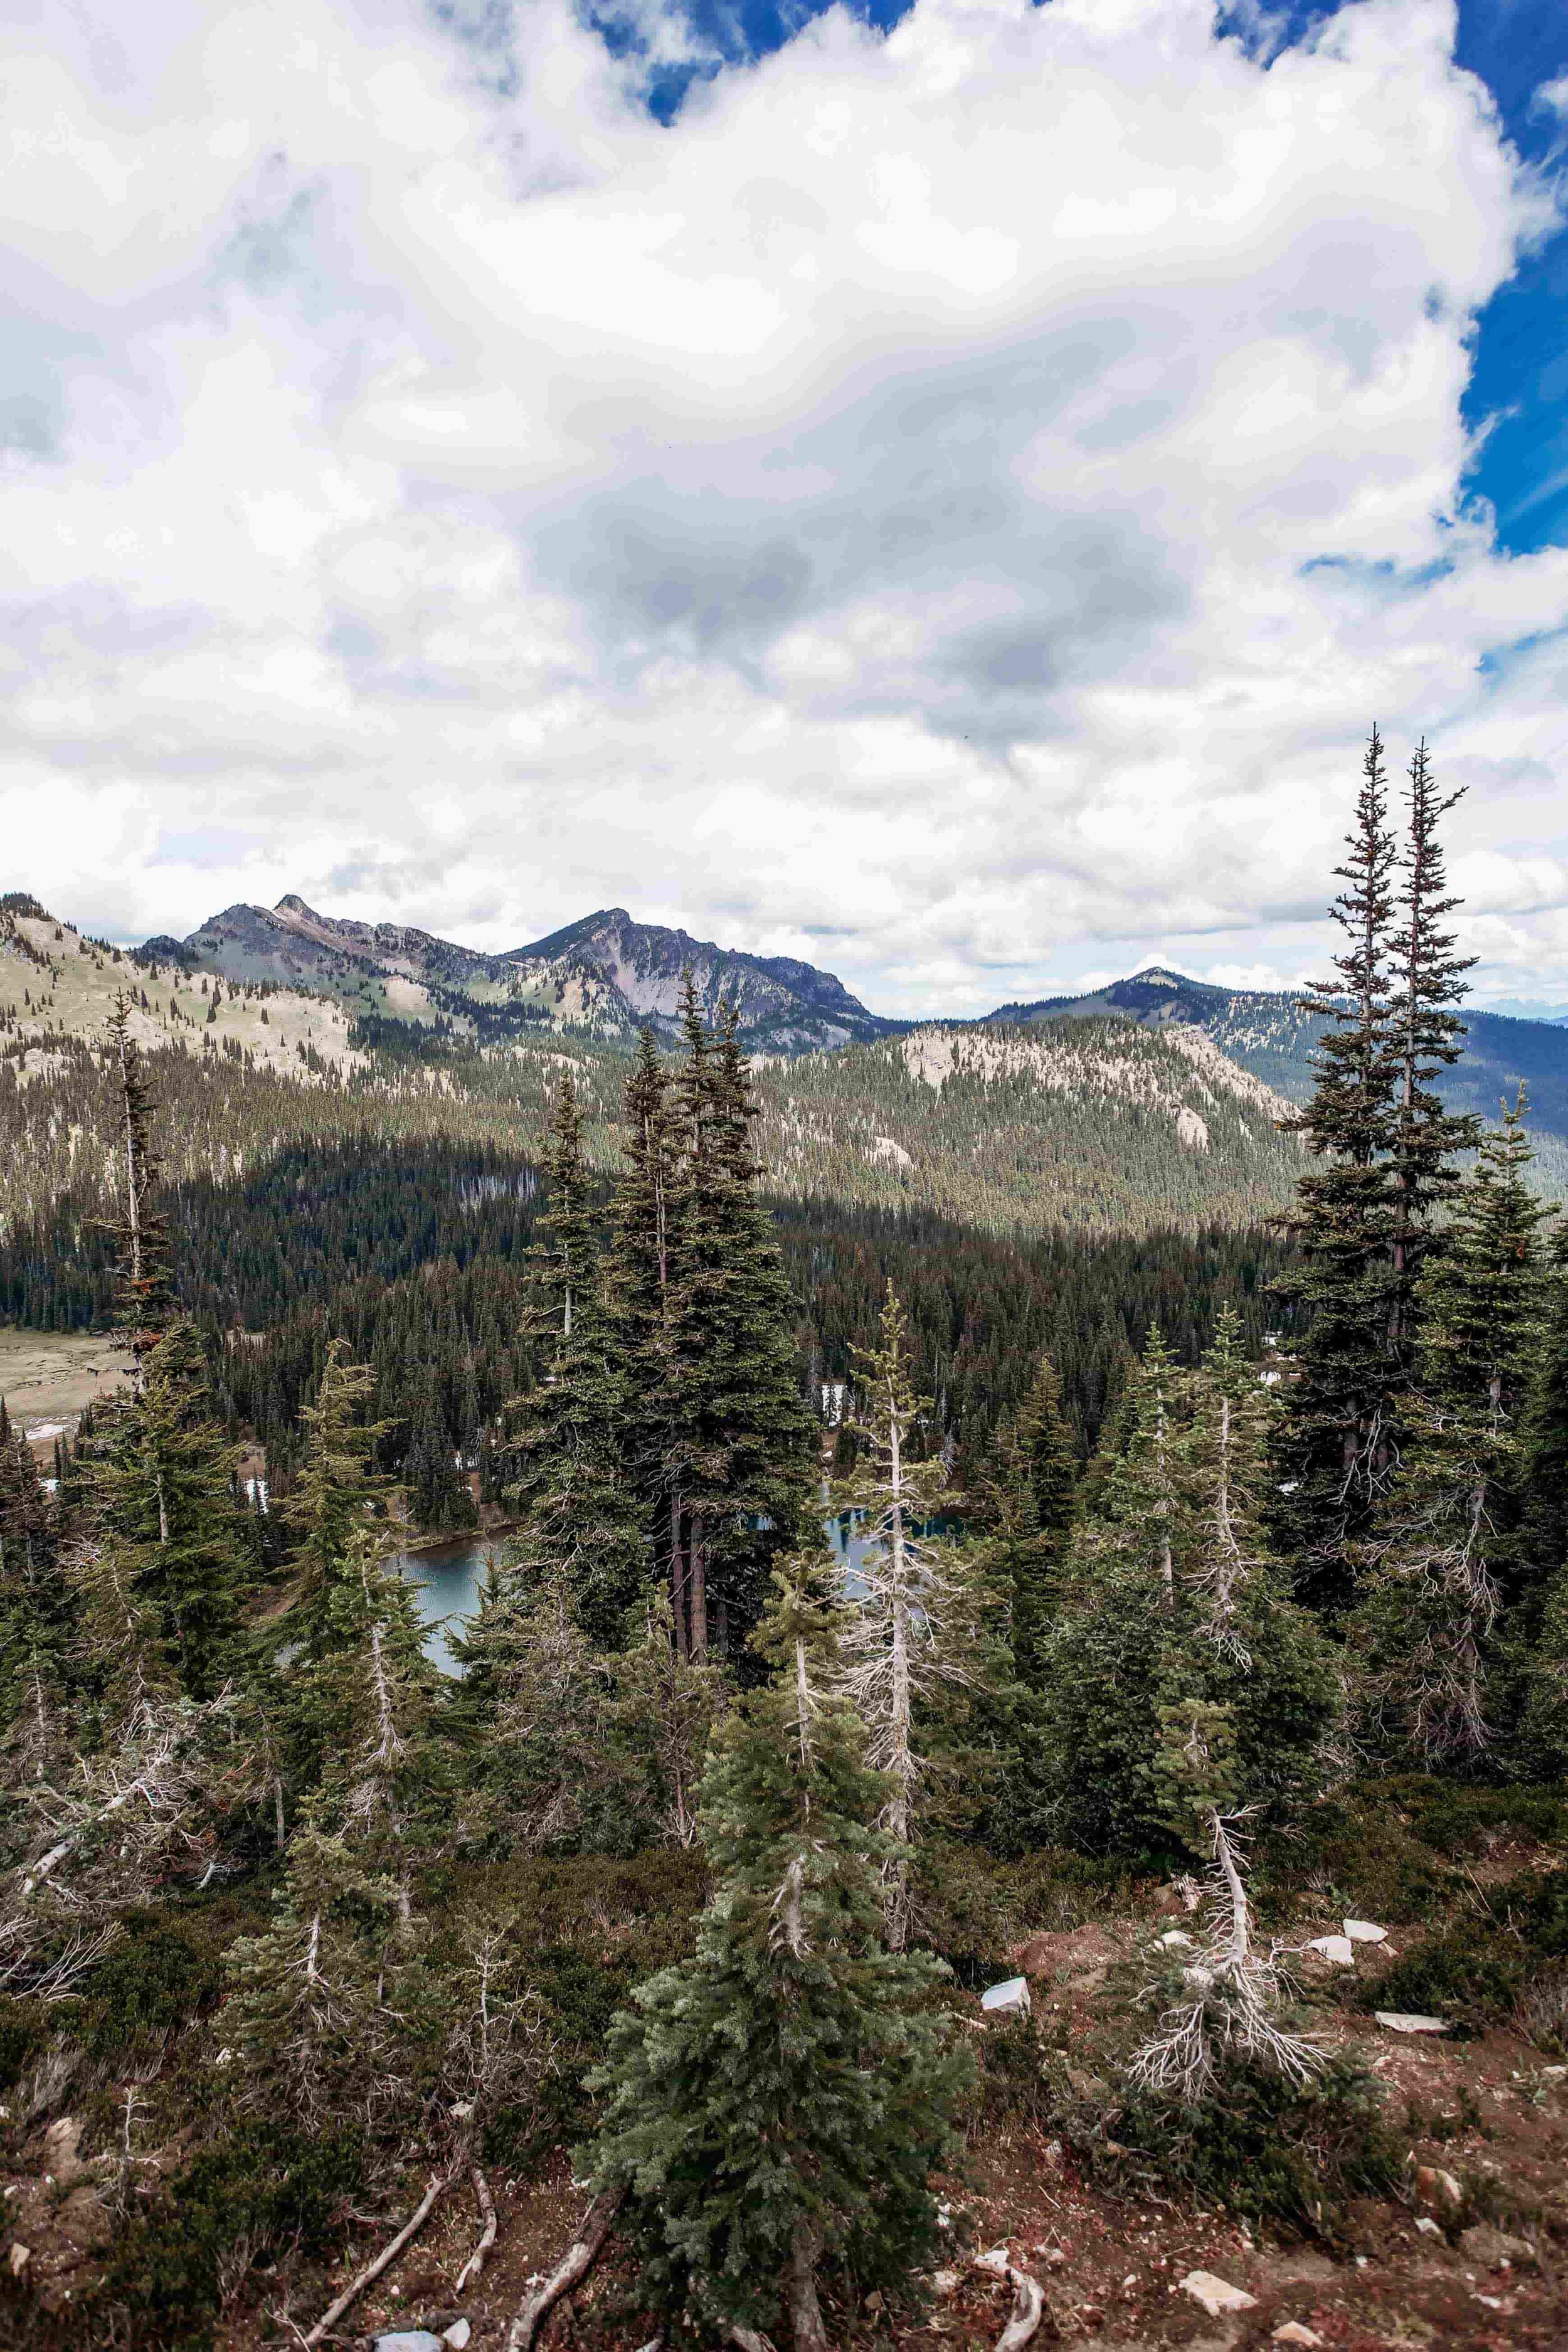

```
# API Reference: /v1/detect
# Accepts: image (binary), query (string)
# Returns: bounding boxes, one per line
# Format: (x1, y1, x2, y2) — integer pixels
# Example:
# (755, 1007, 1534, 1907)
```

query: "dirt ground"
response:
(0, 1324, 130, 1451)
(177, 2005, 1565, 2352)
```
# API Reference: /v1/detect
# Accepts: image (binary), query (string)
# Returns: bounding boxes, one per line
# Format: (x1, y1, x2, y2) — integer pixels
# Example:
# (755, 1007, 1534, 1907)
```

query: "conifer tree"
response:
(1385, 741, 1480, 1358)
(102, 991, 174, 1372)
(507, 1078, 647, 1644)
(1352, 1100, 1546, 1769)
(585, 1557, 970, 2349)
(975, 1352, 1078, 1682)
(1518, 1219, 1568, 1599)
(1046, 1315, 1339, 1855)
(1274, 729, 1401, 1609)
(83, 1320, 253, 1701)
(836, 1282, 993, 1948)
(286, 1340, 389, 1662)
(228, 1522, 453, 2131)
(0, 1402, 73, 1784)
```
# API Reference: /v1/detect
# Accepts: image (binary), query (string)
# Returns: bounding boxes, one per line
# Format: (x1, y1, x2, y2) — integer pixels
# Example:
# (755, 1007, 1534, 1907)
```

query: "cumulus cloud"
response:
(2, 0, 1567, 1011)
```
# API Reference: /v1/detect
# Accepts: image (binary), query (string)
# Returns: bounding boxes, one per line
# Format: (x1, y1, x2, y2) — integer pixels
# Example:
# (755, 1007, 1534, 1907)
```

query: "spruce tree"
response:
(1518, 1220, 1568, 1599)
(1385, 741, 1480, 1359)
(506, 1078, 647, 1645)
(102, 991, 174, 1371)
(1046, 1315, 1339, 1856)
(1274, 728, 1401, 1611)
(585, 1557, 971, 2348)
(228, 1528, 450, 2131)
(1352, 1099, 1546, 1769)
(82, 1320, 253, 1701)
(286, 1340, 389, 1662)
(975, 1351, 1078, 1682)
(0, 1402, 73, 1784)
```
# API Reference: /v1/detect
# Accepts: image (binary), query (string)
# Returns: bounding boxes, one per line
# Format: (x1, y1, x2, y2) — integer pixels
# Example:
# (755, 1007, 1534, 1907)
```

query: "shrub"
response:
(1362, 1920, 1525, 2037)
(95, 2120, 365, 2351)
(0, 1998, 46, 2094)
(1092, 2053, 1401, 2240)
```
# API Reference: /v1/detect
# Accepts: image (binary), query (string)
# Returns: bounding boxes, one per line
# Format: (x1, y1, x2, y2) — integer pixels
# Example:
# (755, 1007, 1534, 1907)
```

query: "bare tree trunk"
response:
(690, 1513, 708, 1661)
(304, 2169, 450, 2346)
(455, 2164, 497, 2294)
(886, 1402, 913, 1953)
(504, 2185, 623, 2352)
(788, 2220, 833, 2352)
(670, 1497, 689, 1659)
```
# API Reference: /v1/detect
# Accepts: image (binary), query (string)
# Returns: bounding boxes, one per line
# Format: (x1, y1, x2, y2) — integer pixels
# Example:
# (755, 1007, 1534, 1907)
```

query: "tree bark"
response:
(504, 2185, 623, 2352)
(304, 2169, 450, 2346)
(690, 1513, 708, 1661)
(454, 2163, 497, 2294)
(788, 2220, 833, 2352)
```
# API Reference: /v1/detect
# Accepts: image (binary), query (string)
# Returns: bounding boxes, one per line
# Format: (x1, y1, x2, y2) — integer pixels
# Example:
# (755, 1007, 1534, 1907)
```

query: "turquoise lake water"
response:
(395, 1512, 877, 1675)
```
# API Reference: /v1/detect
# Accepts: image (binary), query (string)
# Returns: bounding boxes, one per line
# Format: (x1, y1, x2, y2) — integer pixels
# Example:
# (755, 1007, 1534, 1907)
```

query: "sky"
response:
(4, 0, 1568, 1019)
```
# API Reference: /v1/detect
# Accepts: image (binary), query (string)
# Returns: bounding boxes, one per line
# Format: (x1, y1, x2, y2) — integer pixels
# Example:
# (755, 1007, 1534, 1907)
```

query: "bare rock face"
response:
(41, 2117, 91, 2189)
(1458, 2223, 1536, 2269)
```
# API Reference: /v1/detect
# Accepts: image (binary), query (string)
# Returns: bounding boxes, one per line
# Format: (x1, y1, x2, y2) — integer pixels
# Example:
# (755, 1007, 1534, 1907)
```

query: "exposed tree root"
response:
(504, 2184, 624, 2352)
(304, 2168, 451, 2346)
(454, 2163, 497, 2295)
(787, 2221, 833, 2352)
(975, 2248, 1045, 2352)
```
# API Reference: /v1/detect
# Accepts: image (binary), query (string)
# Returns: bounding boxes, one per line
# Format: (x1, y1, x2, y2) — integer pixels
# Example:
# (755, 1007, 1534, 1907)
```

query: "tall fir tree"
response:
(102, 991, 175, 1372)
(0, 1401, 73, 1786)
(1385, 740, 1481, 1359)
(585, 1557, 971, 2349)
(975, 1351, 1078, 1683)
(505, 1077, 647, 1645)
(1352, 1099, 1547, 1769)
(1274, 728, 1401, 1610)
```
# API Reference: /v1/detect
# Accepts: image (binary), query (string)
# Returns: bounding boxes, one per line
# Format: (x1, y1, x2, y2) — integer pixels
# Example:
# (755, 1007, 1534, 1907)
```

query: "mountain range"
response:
(142, 896, 1568, 1164)
(140, 895, 898, 1052)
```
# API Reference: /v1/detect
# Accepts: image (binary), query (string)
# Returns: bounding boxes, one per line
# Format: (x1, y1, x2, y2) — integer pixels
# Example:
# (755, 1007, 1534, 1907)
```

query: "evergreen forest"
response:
(3, 735, 1568, 2351)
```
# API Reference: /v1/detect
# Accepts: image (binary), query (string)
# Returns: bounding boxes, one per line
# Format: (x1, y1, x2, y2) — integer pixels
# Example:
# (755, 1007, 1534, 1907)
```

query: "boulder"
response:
(1458, 2223, 1535, 2269)
(981, 1976, 1031, 2016)
(1308, 1935, 1355, 1968)
(1343, 1919, 1388, 1944)
(372, 2335, 447, 2352)
(1375, 2011, 1448, 2035)
(1179, 2270, 1258, 2316)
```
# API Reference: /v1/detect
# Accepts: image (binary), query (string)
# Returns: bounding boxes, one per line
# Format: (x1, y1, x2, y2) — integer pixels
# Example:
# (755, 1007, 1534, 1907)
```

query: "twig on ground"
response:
(504, 2185, 623, 2352)
(455, 2163, 497, 2294)
(304, 2169, 451, 2347)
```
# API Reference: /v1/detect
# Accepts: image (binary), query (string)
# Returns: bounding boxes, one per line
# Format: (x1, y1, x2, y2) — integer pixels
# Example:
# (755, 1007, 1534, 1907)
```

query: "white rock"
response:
(1159, 1930, 1194, 1947)
(1414, 2217, 1443, 2237)
(1308, 1935, 1356, 1968)
(1272, 2326, 1324, 2347)
(981, 1976, 1031, 2015)
(444, 2324, 472, 2349)
(373, 2335, 445, 2352)
(1343, 1919, 1388, 1943)
(928, 2269, 961, 2297)
(974, 2247, 1012, 2277)
(1375, 2011, 1449, 2035)
(1179, 2270, 1258, 2316)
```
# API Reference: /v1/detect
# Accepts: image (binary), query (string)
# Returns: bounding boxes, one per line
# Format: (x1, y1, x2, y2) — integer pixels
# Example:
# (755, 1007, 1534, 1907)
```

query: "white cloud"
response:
(2, 0, 1567, 1014)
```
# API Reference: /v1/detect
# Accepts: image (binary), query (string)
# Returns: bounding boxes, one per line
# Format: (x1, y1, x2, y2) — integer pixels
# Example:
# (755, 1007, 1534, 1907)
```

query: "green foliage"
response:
(1044, 1315, 1340, 1856)
(0, 1996, 45, 2092)
(96, 2119, 365, 2351)
(586, 1561, 972, 2338)
(1351, 1101, 1549, 1769)
(1095, 2053, 1401, 2241)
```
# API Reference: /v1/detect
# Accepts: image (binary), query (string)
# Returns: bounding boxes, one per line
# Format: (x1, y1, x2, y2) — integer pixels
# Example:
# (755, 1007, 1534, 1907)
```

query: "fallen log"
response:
(504, 2184, 624, 2352)
(304, 2169, 450, 2347)
(454, 2164, 497, 2294)
(973, 2249, 1045, 2352)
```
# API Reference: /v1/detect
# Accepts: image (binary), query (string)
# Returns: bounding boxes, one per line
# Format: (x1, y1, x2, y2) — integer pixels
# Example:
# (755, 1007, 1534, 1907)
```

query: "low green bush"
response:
(95, 2119, 366, 2352)
(1092, 2053, 1401, 2240)
(0, 1997, 46, 2094)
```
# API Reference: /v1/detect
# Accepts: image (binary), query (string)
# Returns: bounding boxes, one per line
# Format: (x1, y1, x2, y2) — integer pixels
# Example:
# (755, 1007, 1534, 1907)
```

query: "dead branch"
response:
(454, 2163, 497, 2295)
(304, 2169, 450, 2346)
(974, 2250, 1044, 2352)
(788, 2220, 832, 2352)
(504, 2184, 623, 2352)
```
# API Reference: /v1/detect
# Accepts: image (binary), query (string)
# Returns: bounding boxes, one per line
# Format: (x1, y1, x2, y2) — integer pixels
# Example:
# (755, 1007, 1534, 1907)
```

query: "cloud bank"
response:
(3, 0, 1567, 1012)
